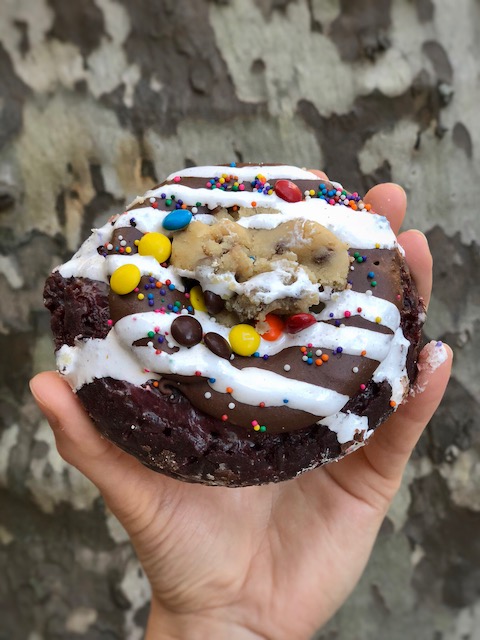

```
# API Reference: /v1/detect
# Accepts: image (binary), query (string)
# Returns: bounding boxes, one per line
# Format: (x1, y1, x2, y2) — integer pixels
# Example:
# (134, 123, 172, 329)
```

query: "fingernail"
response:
(29, 378, 60, 429)
(411, 229, 428, 242)
(417, 340, 450, 374)
(410, 341, 451, 397)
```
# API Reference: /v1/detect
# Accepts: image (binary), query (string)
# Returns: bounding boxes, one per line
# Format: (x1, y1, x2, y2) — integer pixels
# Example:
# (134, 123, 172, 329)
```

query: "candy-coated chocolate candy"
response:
(285, 313, 317, 334)
(110, 264, 141, 295)
(274, 179, 302, 203)
(162, 210, 193, 231)
(138, 232, 172, 263)
(171, 316, 203, 347)
(204, 290, 225, 314)
(189, 285, 207, 312)
(204, 332, 232, 360)
(261, 314, 285, 341)
(229, 324, 261, 356)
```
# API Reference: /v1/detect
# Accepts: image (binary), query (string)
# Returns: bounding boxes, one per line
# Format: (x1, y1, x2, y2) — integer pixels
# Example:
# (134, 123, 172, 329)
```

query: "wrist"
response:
(146, 599, 267, 640)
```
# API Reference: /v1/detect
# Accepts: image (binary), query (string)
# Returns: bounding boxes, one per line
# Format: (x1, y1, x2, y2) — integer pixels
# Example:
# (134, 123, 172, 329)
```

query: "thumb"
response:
(29, 372, 151, 512)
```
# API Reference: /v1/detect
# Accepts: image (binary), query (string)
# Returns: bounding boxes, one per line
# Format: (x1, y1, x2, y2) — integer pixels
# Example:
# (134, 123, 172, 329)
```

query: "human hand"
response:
(30, 178, 452, 640)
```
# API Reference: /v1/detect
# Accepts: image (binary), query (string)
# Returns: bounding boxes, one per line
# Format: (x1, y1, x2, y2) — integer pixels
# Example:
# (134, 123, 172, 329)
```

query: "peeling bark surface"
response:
(0, 0, 479, 638)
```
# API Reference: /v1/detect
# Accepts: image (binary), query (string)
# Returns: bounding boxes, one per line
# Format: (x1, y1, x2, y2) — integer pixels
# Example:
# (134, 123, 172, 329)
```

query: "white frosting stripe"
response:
(316, 289, 400, 332)
(184, 261, 319, 306)
(166, 165, 320, 181)
(142, 183, 397, 249)
(114, 207, 177, 235)
(236, 206, 396, 248)
(114, 311, 393, 362)
(57, 222, 112, 281)
(56, 332, 153, 391)
(319, 412, 369, 444)
(107, 254, 184, 290)
(373, 327, 411, 404)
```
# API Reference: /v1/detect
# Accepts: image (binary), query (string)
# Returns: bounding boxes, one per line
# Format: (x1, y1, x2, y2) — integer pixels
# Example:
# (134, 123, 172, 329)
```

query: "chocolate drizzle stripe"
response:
(322, 316, 393, 335)
(160, 176, 335, 196)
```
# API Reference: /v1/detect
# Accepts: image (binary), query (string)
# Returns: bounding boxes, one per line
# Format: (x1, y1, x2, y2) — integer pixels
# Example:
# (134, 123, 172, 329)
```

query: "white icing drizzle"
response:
(143, 182, 396, 249)
(114, 309, 392, 362)
(315, 289, 400, 332)
(53, 164, 414, 446)
(58, 221, 184, 290)
(236, 206, 394, 249)
(372, 327, 411, 404)
(56, 331, 153, 390)
(58, 222, 113, 281)
(179, 260, 319, 305)
(167, 165, 320, 181)
(318, 412, 369, 444)
(113, 207, 177, 236)
(106, 254, 184, 290)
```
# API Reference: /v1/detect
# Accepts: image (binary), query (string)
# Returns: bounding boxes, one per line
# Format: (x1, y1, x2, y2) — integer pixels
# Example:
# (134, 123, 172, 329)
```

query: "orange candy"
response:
(262, 314, 285, 341)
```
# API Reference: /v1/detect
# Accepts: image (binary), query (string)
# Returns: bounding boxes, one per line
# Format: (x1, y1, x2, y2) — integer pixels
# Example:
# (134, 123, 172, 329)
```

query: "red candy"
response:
(285, 313, 317, 334)
(274, 179, 302, 203)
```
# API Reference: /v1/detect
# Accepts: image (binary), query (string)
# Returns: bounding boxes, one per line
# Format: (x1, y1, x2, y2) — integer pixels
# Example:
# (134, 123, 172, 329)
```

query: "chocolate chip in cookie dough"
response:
(204, 290, 225, 315)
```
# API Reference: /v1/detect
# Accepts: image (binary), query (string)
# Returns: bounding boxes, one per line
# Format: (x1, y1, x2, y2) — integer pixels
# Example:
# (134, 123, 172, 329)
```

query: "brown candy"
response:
(204, 332, 232, 360)
(170, 316, 203, 347)
(204, 290, 225, 315)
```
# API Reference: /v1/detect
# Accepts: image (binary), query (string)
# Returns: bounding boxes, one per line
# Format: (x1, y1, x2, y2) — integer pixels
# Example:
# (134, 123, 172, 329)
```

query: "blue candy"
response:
(162, 209, 193, 231)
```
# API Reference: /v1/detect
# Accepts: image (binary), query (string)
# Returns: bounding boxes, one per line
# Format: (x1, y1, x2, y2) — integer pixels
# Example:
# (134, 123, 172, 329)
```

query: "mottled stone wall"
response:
(0, 0, 478, 638)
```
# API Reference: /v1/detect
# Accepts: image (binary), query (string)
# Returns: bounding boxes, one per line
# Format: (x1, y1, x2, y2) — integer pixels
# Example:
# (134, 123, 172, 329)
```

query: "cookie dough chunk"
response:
(171, 215, 350, 320)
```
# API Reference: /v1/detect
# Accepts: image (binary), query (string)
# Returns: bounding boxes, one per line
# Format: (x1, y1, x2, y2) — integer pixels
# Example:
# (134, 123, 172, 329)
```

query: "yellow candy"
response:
(229, 324, 261, 356)
(110, 264, 141, 295)
(138, 232, 172, 263)
(190, 285, 207, 312)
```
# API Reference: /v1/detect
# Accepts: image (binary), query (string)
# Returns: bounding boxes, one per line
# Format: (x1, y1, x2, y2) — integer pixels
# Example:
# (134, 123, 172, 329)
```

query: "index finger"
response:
(363, 183, 407, 235)
(309, 169, 329, 181)
(309, 173, 408, 236)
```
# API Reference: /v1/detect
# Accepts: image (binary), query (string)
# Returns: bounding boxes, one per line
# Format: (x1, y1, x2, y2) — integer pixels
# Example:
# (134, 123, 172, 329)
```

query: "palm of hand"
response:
(106, 444, 394, 639)
(31, 181, 452, 639)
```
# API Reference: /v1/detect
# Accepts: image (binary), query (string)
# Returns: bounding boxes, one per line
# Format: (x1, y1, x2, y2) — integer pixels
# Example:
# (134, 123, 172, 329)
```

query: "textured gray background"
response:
(0, 0, 479, 638)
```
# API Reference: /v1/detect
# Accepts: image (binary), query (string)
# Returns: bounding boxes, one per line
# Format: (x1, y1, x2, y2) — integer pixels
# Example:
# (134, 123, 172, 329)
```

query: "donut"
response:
(44, 164, 425, 486)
